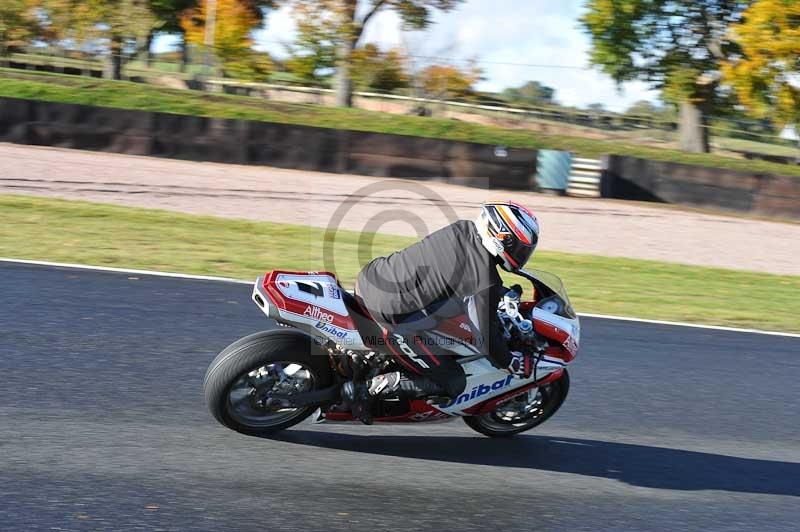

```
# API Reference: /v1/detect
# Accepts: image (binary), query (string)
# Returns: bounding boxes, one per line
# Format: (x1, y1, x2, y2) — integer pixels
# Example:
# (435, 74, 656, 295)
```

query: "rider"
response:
(346, 201, 540, 418)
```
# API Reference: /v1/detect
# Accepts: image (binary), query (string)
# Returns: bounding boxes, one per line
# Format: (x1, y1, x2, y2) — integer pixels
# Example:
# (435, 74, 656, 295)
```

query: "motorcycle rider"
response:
(345, 201, 540, 422)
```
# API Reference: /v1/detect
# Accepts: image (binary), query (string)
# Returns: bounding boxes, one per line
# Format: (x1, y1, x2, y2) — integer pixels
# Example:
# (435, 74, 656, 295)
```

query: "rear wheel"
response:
(204, 330, 333, 437)
(464, 370, 569, 438)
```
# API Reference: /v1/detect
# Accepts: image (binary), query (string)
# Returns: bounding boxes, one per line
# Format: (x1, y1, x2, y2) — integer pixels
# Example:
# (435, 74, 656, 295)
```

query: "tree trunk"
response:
(334, 38, 356, 107)
(108, 36, 124, 80)
(179, 33, 189, 74)
(678, 99, 710, 153)
(145, 30, 155, 67)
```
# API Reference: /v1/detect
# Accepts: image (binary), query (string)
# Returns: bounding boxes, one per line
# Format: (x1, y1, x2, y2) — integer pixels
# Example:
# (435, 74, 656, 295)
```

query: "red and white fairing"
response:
(250, 268, 580, 422)
(253, 271, 367, 350)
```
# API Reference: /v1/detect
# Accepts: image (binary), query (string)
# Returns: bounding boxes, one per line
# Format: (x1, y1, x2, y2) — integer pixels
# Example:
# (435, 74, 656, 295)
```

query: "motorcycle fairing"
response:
(321, 399, 453, 423)
(431, 356, 565, 416)
(251, 268, 580, 423)
(253, 271, 367, 350)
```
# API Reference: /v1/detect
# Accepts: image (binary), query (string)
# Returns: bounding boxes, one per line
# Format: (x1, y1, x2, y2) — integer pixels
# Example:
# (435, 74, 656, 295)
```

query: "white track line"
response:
(0, 258, 251, 285)
(2, 257, 799, 339)
(578, 312, 800, 338)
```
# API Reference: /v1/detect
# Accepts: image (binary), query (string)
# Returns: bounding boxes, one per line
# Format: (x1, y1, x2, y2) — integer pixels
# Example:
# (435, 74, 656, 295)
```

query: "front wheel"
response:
(204, 330, 333, 437)
(464, 370, 569, 438)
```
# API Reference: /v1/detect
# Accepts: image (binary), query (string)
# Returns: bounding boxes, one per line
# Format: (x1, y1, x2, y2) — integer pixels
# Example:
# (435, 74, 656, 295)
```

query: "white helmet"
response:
(475, 201, 539, 271)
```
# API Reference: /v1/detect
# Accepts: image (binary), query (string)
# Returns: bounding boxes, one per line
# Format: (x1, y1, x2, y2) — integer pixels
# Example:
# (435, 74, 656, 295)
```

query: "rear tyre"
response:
(204, 330, 333, 437)
(463, 370, 569, 438)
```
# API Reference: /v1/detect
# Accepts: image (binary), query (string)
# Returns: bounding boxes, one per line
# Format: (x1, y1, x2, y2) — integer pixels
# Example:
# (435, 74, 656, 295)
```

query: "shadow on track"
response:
(274, 430, 799, 497)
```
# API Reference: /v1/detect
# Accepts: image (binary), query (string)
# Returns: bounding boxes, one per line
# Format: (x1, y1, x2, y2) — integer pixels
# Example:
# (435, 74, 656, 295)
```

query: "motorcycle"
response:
(203, 268, 580, 438)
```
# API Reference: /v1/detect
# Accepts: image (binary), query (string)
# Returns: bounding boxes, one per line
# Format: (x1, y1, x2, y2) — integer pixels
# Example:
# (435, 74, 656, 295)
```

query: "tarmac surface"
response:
(2, 261, 799, 531)
(2, 143, 799, 275)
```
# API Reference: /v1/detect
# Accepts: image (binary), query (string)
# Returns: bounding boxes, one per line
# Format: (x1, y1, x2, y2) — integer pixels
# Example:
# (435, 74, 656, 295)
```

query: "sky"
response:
(158, 0, 660, 112)
(253, 0, 660, 112)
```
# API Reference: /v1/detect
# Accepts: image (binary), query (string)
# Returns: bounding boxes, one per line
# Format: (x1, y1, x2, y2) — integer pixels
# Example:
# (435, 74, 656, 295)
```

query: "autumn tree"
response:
(284, 0, 464, 107)
(350, 43, 408, 92)
(38, 0, 156, 79)
(147, 0, 198, 67)
(722, 0, 800, 140)
(181, 0, 273, 78)
(419, 61, 481, 99)
(581, 0, 751, 153)
(0, 0, 41, 55)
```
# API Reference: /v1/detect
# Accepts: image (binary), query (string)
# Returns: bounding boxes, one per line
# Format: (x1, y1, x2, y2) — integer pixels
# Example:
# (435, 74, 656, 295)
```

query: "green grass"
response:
(713, 136, 800, 158)
(2, 194, 798, 332)
(2, 67, 800, 178)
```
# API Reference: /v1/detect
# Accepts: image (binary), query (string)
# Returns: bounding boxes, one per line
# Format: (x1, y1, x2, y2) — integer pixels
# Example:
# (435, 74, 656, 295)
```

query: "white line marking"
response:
(578, 312, 800, 338)
(0, 258, 252, 285)
(2, 257, 798, 338)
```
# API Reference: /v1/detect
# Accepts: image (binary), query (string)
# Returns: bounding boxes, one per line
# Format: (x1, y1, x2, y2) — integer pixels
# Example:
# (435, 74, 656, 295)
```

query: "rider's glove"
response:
(507, 350, 533, 379)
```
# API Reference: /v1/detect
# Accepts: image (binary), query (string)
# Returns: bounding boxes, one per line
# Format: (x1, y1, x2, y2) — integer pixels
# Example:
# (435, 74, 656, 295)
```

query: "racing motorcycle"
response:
(203, 268, 580, 438)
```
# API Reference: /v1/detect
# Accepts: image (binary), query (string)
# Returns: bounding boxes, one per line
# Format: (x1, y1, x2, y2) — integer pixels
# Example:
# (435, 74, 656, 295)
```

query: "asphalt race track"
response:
(2, 261, 799, 531)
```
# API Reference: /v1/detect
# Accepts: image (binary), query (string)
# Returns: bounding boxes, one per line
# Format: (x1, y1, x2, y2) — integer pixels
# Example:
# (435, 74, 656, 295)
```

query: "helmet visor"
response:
(506, 235, 537, 269)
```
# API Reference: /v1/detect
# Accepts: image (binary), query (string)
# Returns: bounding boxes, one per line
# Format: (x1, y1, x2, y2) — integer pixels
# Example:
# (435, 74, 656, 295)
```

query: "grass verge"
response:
(2, 68, 800, 178)
(2, 194, 798, 333)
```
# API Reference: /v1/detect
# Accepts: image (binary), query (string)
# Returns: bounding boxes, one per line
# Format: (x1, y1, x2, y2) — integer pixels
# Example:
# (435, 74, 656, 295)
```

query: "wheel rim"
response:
(225, 361, 315, 428)
(477, 382, 559, 433)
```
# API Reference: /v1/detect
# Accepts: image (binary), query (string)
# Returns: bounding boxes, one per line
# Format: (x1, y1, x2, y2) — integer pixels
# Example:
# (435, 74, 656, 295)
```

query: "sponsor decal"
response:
(537, 358, 565, 370)
(492, 238, 505, 254)
(303, 305, 334, 324)
(327, 285, 341, 300)
(564, 335, 579, 356)
(410, 411, 450, 422)
(278, 281, 290, 288)
(459, 322, 472, 333)
(442, 375, 514, 407)
(392, 333, 430, 369)
(315, 321, 348, 339)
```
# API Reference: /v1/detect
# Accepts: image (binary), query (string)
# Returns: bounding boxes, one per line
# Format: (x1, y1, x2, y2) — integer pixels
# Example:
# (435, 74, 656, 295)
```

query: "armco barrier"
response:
(0, 97, 538, 190)
(567, 158, 602, 198)
(602, 155, 800, 218)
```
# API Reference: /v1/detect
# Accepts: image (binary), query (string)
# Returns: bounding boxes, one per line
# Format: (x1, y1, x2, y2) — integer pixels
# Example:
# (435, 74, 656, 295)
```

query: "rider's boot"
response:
(340, 381, 373, 425)
(340, 373, 404, 424)
(342, 372, 454, 424)
(366, 372, 402, 397)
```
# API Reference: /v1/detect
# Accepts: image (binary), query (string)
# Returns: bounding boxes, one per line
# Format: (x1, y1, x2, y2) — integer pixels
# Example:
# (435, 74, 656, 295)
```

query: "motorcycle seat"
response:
(342, 290, 384, 348)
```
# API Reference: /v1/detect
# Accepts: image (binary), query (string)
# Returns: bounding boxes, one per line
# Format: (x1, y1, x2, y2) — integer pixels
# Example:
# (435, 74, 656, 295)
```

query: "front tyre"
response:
(204, 330, 333, 437)
(464, 370, 569, 438)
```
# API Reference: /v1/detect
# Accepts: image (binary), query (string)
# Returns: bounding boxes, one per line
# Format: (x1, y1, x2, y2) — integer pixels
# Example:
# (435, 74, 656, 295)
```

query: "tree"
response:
(586, 102, 606, 113)
(284, 12, 338, 84)
(624, 100, 658, 116)
(39, 0, 156, 79)
(722, 0, 800, 139)
(147, 0, 198, 68)
(500, 80, 556, 107)
(419, 62, 481, 99)
(284, 0, 464, 107)
(99, 0, 157, 79)
(182, 0, 273, 78)
(350, 43, 409, 92)
(0, 0, 41, 56)
(581, 0, 750, 153)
